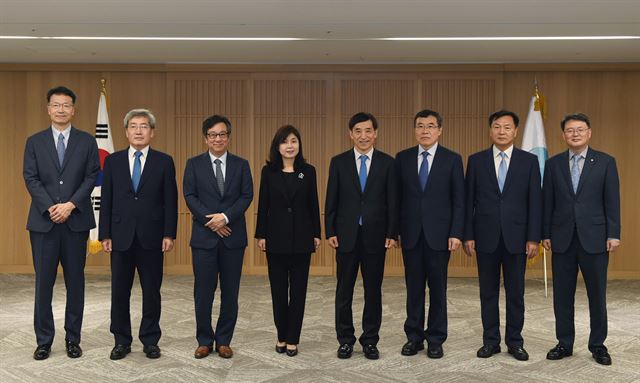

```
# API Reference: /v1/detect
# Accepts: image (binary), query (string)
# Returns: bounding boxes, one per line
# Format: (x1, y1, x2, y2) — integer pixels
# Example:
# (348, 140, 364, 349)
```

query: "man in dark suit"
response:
(463, 110, 541, 361)
(395, 109, 464, 359)
(542, 113, 620, 366)
(99, 109, 178, 360)
(23, 86, 99, 360)
(325, 112, 398, 360)
(183, 115, 253, 360)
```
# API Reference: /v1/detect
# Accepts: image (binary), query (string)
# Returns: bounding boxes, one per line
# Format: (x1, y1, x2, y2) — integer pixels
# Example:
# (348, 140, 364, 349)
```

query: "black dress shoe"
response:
(363, 344, 379, 360)
(275, 344, 286, 353)
(65, 340, 82, 358)
(507, 346, 529, 361)
(592, 348, 612, 365)
(286, 346, 298, 357)
(33, 344, 51, 361)
(401, 341, 424, 356)
(110, 344, 131, 360)
(143, 345, 161, 359)
(477, 344, 501, 358)
(546, 344, 573, 360)
(427, 344, 444, 359)
(337, 343, 353, 359)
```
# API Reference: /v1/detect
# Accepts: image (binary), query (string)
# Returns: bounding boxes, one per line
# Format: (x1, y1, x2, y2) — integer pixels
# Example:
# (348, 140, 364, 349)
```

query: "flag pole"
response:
(543, 248, 548, 297)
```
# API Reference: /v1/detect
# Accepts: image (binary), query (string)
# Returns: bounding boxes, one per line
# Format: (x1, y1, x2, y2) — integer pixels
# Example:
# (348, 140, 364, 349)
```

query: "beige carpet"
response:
(1, 274, 638, 383)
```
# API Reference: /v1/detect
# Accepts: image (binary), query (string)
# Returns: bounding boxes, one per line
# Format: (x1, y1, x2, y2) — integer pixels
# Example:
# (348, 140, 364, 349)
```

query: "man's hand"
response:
(215, 225, 232, 237)
(526, 241, 539, 259)
(205, 213, 227, 230)
(313, 237, 321, 250)
(328, 236, 339, 249)
(448, 237, 462, 251)
(542, 239, 552, 251)
(463, 240, 476, 257)
(607, 239, 621, 252)
(257, 238, 266, 252)
(49, 202, 75, 223)
(162, 237, 175, 252)
(102, 239, 112, 253)
(385, 238, 397, 249)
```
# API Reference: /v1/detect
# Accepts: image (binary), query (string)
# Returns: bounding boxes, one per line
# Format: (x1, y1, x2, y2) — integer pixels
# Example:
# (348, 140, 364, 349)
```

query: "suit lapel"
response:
(501, 148, 520, 195)
(137, 148, 155, 191)
(43, 129, 62, 173)
(60, 127, 80, 173)
(202, 152, 222, 198)
(408, 146, 422, 193)
(363, 150, 382, 195)
(224, 153, 239, 197)
(576, 148, 596, 196)
(559, 150, 575, 196)
(423, 145, 440, 194)
(347, 150, 362, 195)
(483, 148, 501, 194)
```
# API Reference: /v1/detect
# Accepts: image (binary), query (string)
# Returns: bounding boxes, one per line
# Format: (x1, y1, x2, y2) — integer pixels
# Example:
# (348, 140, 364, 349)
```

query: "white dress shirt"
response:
(354, 147, 374, 175)
(568, 146, 589, 174)
(128, 145, 150, 176)
(418, 142, 438, 175)
(51, 125, 71, 149)
(493, 144, 514, 178)
(208, 151, 229, 224)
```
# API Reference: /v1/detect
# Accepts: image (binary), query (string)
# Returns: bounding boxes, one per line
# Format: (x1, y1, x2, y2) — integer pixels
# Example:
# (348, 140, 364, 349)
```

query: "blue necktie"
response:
(132, 151, 142, 192)
(214, 158, 225, 196)
(571, 154, 581, 193)
(56, 133, 65, 166)
(419, 151, 430, 191)
(358, 154, 368, 225)
(497, 152, 507, 192)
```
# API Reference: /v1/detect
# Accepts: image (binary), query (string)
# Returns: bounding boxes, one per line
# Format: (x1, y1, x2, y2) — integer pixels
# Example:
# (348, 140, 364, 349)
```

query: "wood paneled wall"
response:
(1, 64, 638, 279)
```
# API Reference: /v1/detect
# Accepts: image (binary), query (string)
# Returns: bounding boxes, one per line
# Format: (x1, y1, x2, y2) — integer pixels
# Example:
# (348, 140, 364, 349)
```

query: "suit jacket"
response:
(98, 148, 178, 251)
(325, 148, 398, 253)
(543, 148, 620, 254)
(183, 151, 253, 249)
(395, 145, 465, 251)
(464, 147, 542, 254)
(23, 127, 99, 233)
(255, 163, 321, 254)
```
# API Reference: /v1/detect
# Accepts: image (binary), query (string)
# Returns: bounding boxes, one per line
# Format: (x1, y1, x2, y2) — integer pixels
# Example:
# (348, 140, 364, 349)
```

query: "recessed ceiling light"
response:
(0, 36, 300, 41)
(382, 36, 640, 41)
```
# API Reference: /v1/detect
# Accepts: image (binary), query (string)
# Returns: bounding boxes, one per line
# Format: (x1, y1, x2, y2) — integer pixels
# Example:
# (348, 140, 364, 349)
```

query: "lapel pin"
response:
(298, 173, 304, 179)
(590, 158, 594, 162)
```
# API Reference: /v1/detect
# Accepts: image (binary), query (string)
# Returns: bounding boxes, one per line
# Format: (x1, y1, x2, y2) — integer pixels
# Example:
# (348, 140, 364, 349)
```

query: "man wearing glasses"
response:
(183, 115, 253, 359)
(99, 109, 178, 360)
(542, 113, 620, 366)
(23, 86, 99, 360)
(395, 109, 464, 359)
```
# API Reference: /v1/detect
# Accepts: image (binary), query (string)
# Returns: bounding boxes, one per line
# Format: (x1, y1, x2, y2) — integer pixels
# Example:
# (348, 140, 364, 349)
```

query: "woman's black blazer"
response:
(255, 163, 321, 254)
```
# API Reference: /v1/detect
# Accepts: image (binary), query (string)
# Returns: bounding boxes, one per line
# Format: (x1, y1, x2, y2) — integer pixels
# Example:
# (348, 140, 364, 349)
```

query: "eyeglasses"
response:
(564, 127, 590, 135)
(128, 124, 151, 130)
(415, 124, 440, 131)
(48, 103, 74, 110)
(207, 132, 229, 140)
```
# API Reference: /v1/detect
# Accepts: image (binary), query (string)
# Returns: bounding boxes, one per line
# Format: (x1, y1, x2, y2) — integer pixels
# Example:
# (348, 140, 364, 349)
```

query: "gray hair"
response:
(123, 108, 156, 129)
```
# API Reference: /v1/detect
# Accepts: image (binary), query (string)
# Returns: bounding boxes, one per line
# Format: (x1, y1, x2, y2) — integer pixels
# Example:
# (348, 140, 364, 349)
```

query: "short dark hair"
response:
(348, 112, 378, 131)
(47, 86, 76, 104)
(560, 112, 591, 131)
(202, 115, 232, 136)
(267, 125, 306, 171)
(414, 109, 443, 127)
(488, 110, 519, 127)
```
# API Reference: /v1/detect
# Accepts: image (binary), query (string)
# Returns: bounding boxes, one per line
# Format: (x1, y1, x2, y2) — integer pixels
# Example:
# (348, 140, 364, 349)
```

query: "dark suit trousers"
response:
(266, 252, 311, 345)
(335, 227, 386, 346)
(552, 229, 609, 351)
(402, 233, 450, 345)
(110, 236, 164, 346)
(29, 224, 88, 346)
(192, 243, 245, 347)
(477, 235, 527, 348)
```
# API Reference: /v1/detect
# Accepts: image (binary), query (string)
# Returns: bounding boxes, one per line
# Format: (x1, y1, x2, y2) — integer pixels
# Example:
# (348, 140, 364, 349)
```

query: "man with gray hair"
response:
(99, 108, 178, 360)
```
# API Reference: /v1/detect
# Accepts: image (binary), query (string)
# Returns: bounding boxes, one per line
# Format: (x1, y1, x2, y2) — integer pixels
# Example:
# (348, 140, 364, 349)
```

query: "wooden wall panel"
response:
(1, 64, 638, 280)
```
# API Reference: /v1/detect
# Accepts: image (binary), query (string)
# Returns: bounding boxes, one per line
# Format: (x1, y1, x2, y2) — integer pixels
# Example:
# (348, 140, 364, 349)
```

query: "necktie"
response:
(497, 152, 507, 192)
(56, 133, 65, 166)
(419, 151, 430, 191)
(358, 154, 368, 225)
(571, 154, 581, 193)
(214, 159, 225, 196)
(132, 151, 142, 192)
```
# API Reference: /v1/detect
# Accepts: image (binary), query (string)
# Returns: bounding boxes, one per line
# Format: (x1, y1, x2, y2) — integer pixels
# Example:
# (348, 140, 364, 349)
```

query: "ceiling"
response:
(1, 0, 639, 64)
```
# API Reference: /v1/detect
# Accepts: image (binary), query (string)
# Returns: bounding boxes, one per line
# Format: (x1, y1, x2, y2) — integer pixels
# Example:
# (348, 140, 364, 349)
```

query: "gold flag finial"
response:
(533, 78, 546, 120)
(100, 79, 107, 94)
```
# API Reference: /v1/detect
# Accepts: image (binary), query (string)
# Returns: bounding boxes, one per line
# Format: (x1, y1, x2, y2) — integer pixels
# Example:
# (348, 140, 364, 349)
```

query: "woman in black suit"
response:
(255, 125, 321, 357)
